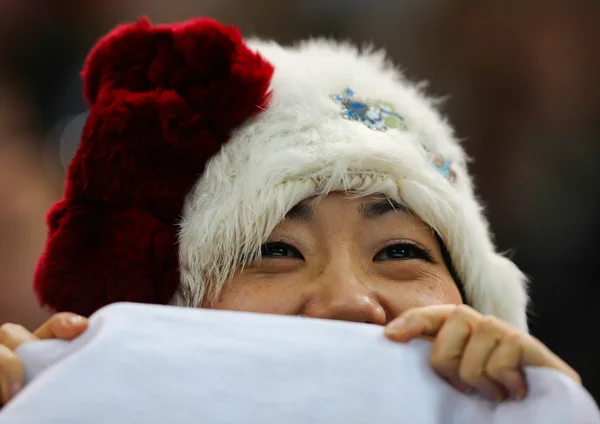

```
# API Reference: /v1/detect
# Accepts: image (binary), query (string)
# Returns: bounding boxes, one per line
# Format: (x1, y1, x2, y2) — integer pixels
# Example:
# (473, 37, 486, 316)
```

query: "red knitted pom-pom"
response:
(34, 17, 274, 316)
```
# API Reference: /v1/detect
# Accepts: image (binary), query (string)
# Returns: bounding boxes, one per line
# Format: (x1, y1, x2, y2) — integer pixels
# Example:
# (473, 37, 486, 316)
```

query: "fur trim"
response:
(34, 17, 274, 316)
(176, 39, 529, 331)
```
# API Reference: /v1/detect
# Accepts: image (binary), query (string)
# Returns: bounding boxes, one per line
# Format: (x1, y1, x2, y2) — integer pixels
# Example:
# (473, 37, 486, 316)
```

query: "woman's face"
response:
(204, 193, 463, 324)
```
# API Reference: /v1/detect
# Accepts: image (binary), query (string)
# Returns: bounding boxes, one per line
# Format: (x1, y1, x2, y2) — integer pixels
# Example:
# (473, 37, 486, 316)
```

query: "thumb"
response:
(33, 313, 88, 340)
(522, 336, 581, 384)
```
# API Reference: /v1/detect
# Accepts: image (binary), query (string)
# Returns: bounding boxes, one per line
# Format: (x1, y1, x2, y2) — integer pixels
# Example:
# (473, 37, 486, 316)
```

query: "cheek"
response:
(202, 274, 307, 316)
(380, 273, 463, 315)
(411, 280, 463, 307)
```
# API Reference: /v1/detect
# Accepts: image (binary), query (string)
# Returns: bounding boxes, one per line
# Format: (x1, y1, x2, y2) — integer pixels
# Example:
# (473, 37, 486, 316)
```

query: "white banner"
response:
(1, 303, 598, 424)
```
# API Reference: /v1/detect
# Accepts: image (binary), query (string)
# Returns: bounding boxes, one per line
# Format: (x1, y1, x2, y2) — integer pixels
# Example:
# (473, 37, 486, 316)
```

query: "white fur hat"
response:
(35, 18, 528, 330)
(176, 38, 529, 330)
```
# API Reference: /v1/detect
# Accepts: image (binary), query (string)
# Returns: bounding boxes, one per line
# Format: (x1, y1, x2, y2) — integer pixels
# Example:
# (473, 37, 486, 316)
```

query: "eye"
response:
(373, 243, 434, 262)
(260, 242, 304, 259)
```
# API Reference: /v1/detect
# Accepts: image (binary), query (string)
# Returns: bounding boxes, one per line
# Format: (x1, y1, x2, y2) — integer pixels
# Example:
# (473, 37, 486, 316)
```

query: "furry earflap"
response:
(34, 17, 274, 316)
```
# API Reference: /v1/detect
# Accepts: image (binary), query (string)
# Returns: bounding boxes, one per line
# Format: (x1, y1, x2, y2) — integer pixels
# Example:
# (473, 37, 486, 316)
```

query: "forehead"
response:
(309, 191, 403, 205)
(285, 192, 410, 221)
(276, 192, 437, 246)
(300, 192, 397, 205)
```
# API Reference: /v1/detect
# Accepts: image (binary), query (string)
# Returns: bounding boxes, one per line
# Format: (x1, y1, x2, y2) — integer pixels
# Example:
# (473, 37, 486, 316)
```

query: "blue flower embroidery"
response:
(331, 88, 456, 183)
(331, 88, 407, 131)
(430, 155, 457, 182)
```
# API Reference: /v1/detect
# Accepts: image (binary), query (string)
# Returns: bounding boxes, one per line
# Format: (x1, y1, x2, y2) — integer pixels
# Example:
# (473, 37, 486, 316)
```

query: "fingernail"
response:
(67, 316, 84, 326)
(480, 388, 504, 403)
(385, 319, 408, 337)
(463, 387, 475, 395)
(387, 317, 421, 332)
(454, 384, 474, 395)
(387, 318, 407, 330)
(386, 318, 420, 338)
(512, 384, 527, 401)
(446, 376, 473, 395)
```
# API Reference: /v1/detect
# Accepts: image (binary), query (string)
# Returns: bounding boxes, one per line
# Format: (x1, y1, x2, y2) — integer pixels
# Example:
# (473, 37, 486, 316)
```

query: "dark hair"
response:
(436, 233, 468, 304)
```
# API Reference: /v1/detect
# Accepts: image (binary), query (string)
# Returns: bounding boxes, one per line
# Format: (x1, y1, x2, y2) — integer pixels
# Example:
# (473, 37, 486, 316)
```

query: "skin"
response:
(0, 193, 580, 406)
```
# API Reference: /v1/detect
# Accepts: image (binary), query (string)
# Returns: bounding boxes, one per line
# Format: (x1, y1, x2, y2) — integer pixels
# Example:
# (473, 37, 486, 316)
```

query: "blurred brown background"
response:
(1, 0, 599, 402)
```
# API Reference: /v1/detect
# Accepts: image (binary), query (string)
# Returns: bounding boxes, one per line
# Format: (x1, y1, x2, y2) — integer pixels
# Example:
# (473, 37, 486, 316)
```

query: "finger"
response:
(0, 323, 38, 351)
(443, 375, 475, 395)
(520, 335, 581, 384)
(428, 311, 472, 394)
(33, 313, 88, 341)
(385, 305, 475, 342)
(459, 316, 508, 402)
(428, 308, 472, 377)
(486, 333, 528, 400)
(0, 345, 24, 406)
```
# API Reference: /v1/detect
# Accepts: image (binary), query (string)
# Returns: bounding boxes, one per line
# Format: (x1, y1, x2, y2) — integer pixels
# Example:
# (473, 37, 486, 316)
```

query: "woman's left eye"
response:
(373, 243, 433, 262)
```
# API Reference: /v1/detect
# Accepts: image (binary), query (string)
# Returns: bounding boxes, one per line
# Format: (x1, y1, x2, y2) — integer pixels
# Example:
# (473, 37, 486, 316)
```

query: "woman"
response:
(0, 17, 580, 406)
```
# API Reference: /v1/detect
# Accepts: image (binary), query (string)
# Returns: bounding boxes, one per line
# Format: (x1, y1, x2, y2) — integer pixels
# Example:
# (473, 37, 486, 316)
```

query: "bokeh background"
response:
(1, 0, 598, 402)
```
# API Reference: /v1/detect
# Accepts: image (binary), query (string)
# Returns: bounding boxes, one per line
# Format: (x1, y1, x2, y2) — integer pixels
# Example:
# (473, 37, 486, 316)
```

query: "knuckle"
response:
(452, 304, 475, 320)
(0, 349, 20, 371)
(458, 366, 483, 385)
(51, 313, 73, 323)
(500, 331, 523, 347)
(485, 361, 508, 380)
(473, 315, 501, 334)
(502, 330, 521, 342)
(429, 353, 456, 375)
(0, 323, 27, 345)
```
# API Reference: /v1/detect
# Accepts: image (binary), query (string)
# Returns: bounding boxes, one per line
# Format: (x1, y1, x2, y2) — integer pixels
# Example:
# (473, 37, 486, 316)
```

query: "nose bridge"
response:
(304, 255, 387, 325)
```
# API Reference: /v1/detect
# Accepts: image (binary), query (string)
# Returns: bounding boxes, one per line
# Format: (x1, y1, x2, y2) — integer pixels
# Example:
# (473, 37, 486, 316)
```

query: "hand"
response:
(384, 305, 580, 402)
(0, 313, 88, 406)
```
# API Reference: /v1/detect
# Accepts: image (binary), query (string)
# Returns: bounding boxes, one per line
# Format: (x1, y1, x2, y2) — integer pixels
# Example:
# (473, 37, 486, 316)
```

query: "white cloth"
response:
(0, 302, 598, 424)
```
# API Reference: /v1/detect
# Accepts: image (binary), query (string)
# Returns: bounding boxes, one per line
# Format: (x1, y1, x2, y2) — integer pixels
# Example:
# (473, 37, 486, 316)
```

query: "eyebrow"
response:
(284, 202, 314, 221)
(359, 198, 406, 219)
(284, 197, 406, 222)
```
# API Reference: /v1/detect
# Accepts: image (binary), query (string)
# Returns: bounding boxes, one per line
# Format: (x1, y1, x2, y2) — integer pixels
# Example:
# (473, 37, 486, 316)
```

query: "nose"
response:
(302, 269, 387, 325)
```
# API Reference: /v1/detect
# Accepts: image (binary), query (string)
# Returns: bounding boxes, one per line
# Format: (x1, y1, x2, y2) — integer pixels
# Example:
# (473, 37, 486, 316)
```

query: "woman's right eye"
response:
(260, 242, 304, 259)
